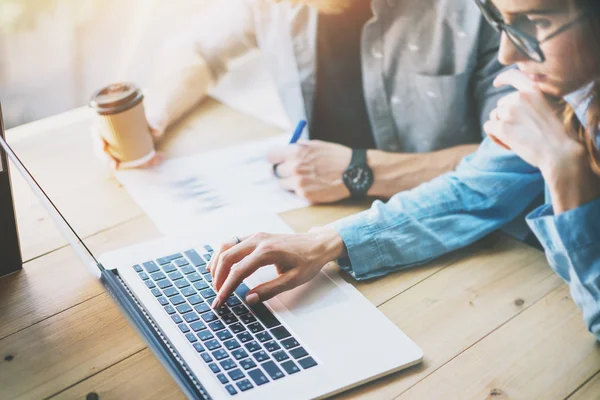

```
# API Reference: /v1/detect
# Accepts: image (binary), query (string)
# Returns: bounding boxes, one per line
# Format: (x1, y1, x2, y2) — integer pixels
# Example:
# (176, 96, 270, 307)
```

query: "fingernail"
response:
(246, 293, 259, 306)
(211, 297, 220, 309)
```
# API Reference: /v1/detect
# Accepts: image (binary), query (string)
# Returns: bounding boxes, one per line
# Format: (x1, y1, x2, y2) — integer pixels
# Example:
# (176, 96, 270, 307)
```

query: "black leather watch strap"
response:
(349, 149, 368, 167)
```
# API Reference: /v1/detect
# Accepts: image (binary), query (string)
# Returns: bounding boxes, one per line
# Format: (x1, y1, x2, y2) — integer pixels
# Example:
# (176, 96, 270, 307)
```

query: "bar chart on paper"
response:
(116, 135, 309, 238)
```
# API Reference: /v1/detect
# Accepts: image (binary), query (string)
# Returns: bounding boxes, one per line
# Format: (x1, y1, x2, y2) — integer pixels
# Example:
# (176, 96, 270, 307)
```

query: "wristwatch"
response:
(342, 149, 374, 198)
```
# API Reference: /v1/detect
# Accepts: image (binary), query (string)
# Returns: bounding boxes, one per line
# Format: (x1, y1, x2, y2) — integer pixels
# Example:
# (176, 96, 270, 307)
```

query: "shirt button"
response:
(426, 91, 438, 98)
(371, 44, 384, 59)
(390, 96, 401, 105)
(408, 44, 420, 52)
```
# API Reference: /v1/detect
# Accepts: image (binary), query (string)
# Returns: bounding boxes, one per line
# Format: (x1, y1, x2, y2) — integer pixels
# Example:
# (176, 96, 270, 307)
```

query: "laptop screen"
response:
(0, 104, 23, 277)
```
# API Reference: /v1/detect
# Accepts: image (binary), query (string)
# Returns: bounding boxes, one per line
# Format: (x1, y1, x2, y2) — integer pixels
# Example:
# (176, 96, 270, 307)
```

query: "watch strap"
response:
(349, 149, 367, 167)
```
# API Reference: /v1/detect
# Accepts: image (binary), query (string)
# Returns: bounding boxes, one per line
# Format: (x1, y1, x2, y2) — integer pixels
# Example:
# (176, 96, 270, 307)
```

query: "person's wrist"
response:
(541, 143, 600, 213)
(311, 226, 347, 265)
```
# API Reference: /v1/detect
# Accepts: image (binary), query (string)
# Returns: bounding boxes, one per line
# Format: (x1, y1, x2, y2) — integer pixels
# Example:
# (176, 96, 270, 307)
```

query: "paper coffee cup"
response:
(90, 83, 155, 168)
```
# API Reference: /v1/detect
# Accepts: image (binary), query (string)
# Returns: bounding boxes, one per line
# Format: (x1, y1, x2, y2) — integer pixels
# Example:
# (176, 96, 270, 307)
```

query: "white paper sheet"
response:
(116, 135, 309, 237)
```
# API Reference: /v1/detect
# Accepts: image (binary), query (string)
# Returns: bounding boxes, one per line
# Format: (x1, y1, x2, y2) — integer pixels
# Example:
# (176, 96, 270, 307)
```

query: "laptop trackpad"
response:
(252, 268, 348, 316)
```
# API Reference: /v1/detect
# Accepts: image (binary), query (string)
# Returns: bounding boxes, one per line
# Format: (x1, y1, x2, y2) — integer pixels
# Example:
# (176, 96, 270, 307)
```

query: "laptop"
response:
(0, 107, 423, 399)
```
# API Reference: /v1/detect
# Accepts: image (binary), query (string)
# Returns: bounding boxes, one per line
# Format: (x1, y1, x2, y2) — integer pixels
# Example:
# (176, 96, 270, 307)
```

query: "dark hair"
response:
(563, 0, 600, 175)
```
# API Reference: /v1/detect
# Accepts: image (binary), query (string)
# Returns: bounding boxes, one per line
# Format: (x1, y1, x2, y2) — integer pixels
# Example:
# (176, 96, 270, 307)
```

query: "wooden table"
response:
(1, 98, 599, 400)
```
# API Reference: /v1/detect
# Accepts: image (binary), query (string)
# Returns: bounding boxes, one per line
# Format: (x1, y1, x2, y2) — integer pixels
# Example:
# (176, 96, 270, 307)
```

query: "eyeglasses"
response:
(473, 0, 585, 63)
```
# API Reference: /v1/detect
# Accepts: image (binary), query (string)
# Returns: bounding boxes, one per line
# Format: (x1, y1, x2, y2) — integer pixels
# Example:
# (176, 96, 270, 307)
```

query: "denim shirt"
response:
(331, 99, 600, 340)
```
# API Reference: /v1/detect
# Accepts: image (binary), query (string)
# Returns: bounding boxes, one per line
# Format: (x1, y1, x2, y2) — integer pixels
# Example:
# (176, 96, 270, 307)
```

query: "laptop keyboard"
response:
(133, 246, 317, 396)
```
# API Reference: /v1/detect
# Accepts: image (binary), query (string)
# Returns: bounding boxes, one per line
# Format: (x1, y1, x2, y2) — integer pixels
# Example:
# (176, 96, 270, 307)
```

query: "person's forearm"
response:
(367, 144, 479, 198)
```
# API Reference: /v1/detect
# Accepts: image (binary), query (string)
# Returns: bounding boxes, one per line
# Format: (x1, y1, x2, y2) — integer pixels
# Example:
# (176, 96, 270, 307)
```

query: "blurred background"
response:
(0, 0, 290, 130)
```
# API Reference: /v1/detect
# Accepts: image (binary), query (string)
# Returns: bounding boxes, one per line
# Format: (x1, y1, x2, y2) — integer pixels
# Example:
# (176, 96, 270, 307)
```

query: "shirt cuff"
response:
(328, 214, 383, 280)
(526, 197, 600, 252)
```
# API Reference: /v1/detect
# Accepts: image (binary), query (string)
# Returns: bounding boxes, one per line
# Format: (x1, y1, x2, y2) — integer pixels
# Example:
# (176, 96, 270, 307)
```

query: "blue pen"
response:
(289, 120, 307, 144)
(273, 120, 307, 178)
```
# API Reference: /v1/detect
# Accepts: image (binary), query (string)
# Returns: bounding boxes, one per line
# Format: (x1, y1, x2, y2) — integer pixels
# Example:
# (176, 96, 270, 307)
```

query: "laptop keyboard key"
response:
(133, 265, 143, 272)
(262, 361, 284, 380)
(216, 330, 233, 341)
(181, 287, 196, 297)
(225, 385, 237, 395)
(271, 326, 291, 340)
(212, 349, 228, 361)
(223, 314, 238, 325)
(183, 312, 199, 323)
(178, 324, 190, 333)
(217, 373, 229, 384)
(231, 349, 249, 361)
(281, 337, 299, 350)
(185, 333, 198, 343)
(234, 283, 250, 299)
(169, 271, 183, 281)
(151, 288, 162, 297)
(170, 295, 186, 306)
(201, 312, 218, 322)
(209, 320, 225, 332)
(220, 358, 237, 371)
(226, 296, 241, 307)
(197, 330, 214, 341)
(252, 351, 269, 363)
(151, 271, 166, 281)
(184, 249, 205, 267)
(239, 358, 256, 370)
(239, 314, 257, 325)
(188, 295, 203, 305)
(264, 341, 280, 352)
(157, 297, 169, 306)
(248, 369, 269, 386)
(255, 332, 272, 343)
(194, 303, 211, 314)
(145, 281, 156, 289)
(163, 287, 179, 297)
(193, 281, 209, 291)
(244, 341, 261, 353)
(289, 347, 308, 359)
(171, 315, 183, 324)
(138, 272, 149, 280)
(230, 323, 246, 334)
(187, 272, 203, 283)
(208, 363, 220, 374)
(273, 350, 289, 362)
(215, 305, 230, 316)
(200, 288, 216, 299)
(228, 369, 245, 381)
(247, 323, 264, 334)
(162, 264, 177, 273)
(164, 305, 176, 315)
(176, 303, 192, 314)
(174, 258, 189, 267)
(181, 265, 195, 275)
(298, 357, 317, 369)
(157, 280, 173, 289)
(205, 339, 221, 351)
(237, 332, 252, 343)
(201, 353, 212, 363)
(281, 360, 300, 375)
(236, 379, 254, 392)
(190, 321, 207, 332)
(193, 343, 205, 353)
(175, 279, 190, 289)
(204, 274, 213, 283)
(143, 261, 160, 273)
(204, 245, 213, 253)
(224, 339, 241, 350)
(231, 305, 249, 316)
(250, 302, 281, 329)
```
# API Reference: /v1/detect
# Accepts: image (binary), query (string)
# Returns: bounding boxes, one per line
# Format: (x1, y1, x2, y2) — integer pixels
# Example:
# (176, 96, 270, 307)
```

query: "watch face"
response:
(343, 164, 373, 195)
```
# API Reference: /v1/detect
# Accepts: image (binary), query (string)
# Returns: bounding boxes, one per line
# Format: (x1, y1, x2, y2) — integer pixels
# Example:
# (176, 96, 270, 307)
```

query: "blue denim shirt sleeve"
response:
(329, 138, 545, 279)
(526, 199, 600, 340)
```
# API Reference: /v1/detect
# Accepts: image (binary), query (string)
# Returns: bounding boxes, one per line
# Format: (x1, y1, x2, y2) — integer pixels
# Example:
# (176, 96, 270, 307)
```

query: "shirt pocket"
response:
(398, 71, 478, 153)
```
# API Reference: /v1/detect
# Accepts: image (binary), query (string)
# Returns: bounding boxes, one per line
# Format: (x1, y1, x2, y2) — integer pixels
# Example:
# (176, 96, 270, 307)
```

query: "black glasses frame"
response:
(474, 0, 585, 63)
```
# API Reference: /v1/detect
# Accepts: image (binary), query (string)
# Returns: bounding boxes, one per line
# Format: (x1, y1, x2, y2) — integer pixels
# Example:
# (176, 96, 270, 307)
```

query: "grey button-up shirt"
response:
(153, 0, 511, 153)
